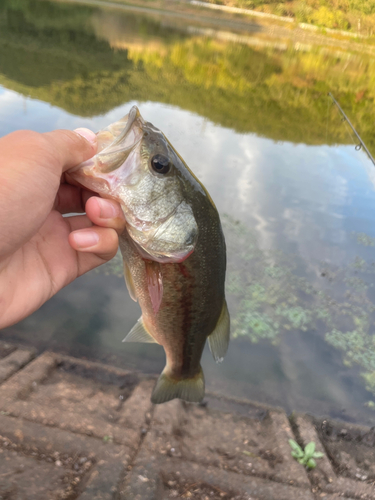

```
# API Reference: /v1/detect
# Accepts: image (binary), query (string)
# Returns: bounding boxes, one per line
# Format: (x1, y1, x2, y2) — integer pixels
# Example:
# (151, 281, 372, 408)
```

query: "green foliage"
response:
(275, 306, 311, 330)
(325, 327, 375, 395)
(208, 0, 374, 32)
(289, 440, 324, 468)
(348, 0, 375, 16)
(312, 6, 350, 29)
(234, 309, 279, 343)
(356, 232, 375, 247)
(294, 1, 314, 22)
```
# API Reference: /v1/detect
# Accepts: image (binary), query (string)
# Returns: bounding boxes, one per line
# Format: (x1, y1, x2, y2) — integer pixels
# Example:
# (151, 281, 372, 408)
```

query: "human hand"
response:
(0, 128, 126, 329)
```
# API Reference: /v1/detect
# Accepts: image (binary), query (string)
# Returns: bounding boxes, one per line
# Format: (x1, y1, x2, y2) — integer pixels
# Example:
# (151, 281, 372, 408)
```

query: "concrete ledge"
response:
(0, 346, 374, 499)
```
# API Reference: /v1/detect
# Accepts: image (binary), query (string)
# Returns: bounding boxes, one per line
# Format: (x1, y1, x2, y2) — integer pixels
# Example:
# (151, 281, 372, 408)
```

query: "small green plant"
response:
(288, 440, 324, 469)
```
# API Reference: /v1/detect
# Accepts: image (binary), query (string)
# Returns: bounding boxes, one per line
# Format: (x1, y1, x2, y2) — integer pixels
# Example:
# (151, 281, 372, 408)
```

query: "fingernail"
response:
(72, 230, 99, 248)
(74, 128, 97, 145)
(97, 198, 117, 219)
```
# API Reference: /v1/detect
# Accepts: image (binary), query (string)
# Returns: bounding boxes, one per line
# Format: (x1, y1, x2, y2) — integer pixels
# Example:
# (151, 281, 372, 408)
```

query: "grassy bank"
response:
(205, 0, 375, 35)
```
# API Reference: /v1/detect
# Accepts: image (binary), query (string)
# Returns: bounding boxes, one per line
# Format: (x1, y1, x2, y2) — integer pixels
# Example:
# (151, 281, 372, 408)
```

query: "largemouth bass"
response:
(68, 106, 229, 404)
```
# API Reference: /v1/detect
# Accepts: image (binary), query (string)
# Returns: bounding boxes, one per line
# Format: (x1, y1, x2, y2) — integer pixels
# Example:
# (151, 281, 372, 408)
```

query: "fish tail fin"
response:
(151, 366, 205, 404)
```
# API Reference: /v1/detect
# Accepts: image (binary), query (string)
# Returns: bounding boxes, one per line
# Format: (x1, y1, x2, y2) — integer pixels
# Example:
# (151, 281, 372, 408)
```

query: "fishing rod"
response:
(327, 92, 375, 166)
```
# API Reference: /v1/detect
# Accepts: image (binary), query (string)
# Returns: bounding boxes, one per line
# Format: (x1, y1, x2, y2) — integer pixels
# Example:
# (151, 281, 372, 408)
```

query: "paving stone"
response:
(0, 412, 131, 499)
(1, 349, 374, 499)
(293, 414, 375, 499)
(267, 410, 310, 487)
(139, 400, 310, 487)
(204, 393, 270, 419)
(119, 399, 313, 499)
(323, 477, 375, 499)
(0, 353, 153, 449)
(315, 494, 356, 500)
(0, 345, 35, 384)
(159, 460, 315, 500)
(317, 418, 375, 481)
(0, 351, 56, 401)
(293, 414, 336, 484)
(0, 341, 17, 360)
(121, 452, 315, 500)
(0, 446, 73, 500)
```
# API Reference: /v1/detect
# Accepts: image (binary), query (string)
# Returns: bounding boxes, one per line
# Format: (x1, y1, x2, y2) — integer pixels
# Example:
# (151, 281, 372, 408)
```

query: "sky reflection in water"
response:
(1, 0, 375, 425)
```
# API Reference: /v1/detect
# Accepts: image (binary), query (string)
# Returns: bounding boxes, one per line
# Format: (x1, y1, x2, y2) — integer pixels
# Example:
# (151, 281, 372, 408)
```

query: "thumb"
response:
(43, 128, 97, 173)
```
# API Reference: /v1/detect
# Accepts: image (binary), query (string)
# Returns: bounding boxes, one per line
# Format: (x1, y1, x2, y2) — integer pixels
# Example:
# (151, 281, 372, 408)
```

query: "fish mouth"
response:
(110, 105, 141, 149)
(68, 106, 146, 194)
(94, 105, 145, 175)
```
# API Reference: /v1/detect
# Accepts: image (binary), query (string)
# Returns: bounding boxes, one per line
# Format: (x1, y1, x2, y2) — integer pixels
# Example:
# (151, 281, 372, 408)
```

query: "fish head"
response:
(68, 106, 198, 263)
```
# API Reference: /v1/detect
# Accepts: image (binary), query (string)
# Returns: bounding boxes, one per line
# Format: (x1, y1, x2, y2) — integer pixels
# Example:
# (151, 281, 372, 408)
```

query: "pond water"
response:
(1, 0, 375, 425)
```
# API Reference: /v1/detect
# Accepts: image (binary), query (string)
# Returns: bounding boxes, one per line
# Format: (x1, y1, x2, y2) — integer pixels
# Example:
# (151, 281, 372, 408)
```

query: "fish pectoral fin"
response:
(145, 260, 163, 314)
(123, 261, 137, 302)
(208, 300, 230, 363)
(151, 366, 205, 404)
(122, 317, 157, 343)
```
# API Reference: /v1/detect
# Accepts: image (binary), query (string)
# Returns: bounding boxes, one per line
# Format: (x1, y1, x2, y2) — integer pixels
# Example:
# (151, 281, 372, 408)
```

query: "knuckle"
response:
(57, 129, 81, 146)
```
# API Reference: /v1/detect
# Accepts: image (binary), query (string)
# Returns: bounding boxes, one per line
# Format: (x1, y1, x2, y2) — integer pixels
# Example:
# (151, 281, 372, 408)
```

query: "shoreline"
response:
(56, 0, 375, 56)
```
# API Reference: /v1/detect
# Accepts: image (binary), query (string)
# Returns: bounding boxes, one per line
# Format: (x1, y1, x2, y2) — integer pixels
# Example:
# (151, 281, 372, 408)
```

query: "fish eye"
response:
(151, 154, 170, 174)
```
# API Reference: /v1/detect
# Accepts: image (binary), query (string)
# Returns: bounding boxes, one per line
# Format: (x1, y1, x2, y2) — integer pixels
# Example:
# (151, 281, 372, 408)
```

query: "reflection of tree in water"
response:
(1, 0, 375, 149)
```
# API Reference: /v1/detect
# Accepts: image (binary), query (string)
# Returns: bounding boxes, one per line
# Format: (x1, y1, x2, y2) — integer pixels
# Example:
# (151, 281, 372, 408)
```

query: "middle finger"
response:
(85, 196, 126, 234)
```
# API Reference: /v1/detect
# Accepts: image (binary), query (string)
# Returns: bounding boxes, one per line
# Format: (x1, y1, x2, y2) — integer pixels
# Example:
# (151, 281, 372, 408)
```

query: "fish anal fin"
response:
(145, 260, 163, 314)
(208, 300, 230, 363)
(122, 317, 157, 343)
(151, 366, 205, 404)
(123, 261, 137, 302)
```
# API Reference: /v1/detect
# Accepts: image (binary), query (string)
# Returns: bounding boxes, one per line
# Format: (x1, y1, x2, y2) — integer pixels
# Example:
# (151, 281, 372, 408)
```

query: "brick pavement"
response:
(0, 340, 373, 499)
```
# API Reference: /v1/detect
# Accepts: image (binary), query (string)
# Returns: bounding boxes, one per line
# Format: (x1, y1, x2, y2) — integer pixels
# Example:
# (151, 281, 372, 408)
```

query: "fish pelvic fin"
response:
(208, 300, 230, 363)
(122, 317, 157, 343)
(151, 366, 205, 404)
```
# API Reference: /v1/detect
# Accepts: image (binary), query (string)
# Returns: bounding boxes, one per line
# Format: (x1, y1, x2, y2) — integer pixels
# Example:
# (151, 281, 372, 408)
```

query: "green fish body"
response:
(69, 106, 229, 403)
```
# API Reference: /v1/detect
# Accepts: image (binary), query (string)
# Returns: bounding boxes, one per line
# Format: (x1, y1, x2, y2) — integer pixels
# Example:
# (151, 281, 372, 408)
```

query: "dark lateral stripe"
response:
(178, 263, 195, 375)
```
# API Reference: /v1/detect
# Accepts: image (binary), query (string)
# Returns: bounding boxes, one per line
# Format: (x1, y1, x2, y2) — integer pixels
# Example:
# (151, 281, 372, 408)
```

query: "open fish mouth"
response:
(108, 106, 141, 150)
(68, 106, 146, 193)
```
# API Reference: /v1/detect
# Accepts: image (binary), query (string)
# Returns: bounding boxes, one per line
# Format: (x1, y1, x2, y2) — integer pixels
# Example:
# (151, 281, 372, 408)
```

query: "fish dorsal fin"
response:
(145, 260, 163, 314)
(123, 261, 137, 302)
(208, 300, 230, 363)
(122, 317, 157, 343)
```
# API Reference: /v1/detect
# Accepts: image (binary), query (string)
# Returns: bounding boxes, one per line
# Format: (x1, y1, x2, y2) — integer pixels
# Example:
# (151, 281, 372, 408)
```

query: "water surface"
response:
(1, 0, 375, 425)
